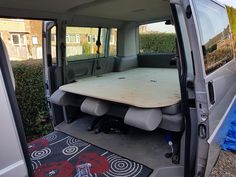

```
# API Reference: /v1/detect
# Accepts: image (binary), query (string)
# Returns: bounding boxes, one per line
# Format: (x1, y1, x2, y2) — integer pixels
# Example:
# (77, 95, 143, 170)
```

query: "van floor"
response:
(55, 115, 174, 169)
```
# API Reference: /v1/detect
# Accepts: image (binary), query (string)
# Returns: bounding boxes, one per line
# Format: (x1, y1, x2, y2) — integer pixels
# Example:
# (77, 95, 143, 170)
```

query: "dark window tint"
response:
(194, 0, 234, 74)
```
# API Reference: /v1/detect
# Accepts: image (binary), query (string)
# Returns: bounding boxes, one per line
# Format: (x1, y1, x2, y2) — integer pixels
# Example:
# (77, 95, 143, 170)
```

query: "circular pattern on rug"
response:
(104, 154, 143, 177)
(62, 146, 79, 156)
(43, 133, 57, 142)
(31, 147, 51, 160)
(34, 161, 74, 177)
(31, 160, 40, 171)
(28, 139, 49, 154)
(77, 152, 109, 174)
(67, 137, 88, 147)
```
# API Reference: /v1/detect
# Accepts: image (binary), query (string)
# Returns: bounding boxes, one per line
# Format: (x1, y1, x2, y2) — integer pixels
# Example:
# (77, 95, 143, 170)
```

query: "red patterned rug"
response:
(28, 131, 153, 177)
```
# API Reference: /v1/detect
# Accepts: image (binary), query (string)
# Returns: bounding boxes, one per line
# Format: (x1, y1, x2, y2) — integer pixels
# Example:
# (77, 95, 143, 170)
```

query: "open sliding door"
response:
(171, 0, 236, 177)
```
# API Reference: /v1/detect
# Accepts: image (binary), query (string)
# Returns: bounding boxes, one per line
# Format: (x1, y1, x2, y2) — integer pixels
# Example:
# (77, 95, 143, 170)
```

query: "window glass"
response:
(11, 33, 27, 46)
(66, 27, 107, 62)
(51, 26, 57, 63)
(139, 21, 176, 53)
(226, 6, 236, 57)
(194, 0, 234, 74)
(11, 34, 20, 45)
(109, 28, 117, 56)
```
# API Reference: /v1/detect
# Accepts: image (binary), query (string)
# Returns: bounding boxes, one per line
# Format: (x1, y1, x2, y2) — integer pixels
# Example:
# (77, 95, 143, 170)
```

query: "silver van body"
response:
(0, 0, 235, 177)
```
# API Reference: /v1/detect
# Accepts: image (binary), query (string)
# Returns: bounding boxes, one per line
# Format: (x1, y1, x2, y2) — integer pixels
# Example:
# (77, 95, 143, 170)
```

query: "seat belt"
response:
(95, 27, 102, 70)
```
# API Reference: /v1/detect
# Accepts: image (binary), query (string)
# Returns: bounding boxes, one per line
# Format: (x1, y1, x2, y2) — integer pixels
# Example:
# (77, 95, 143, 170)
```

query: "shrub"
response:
(11, 60, 52, 141)
(139, 33, 176, 53)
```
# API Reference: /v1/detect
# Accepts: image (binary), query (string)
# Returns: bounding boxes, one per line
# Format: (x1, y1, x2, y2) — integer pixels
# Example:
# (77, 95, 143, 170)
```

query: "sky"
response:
(146, 22, 175, 33)
(218, 0, 236, 8)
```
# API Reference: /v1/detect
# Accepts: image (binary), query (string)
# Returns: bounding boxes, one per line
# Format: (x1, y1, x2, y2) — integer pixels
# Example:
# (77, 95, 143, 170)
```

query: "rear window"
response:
(194, 0, 234, 75)
(139, 21, 176, 54)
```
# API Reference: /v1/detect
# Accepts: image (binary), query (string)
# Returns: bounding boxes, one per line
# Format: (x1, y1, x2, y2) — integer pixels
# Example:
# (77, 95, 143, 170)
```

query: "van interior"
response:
(0, 0, 187, 176)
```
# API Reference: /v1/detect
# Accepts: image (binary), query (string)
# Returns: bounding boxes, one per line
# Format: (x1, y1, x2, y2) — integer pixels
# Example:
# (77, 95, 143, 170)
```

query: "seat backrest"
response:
(0, 38, 15, 90)
(114, 55, 138, 72)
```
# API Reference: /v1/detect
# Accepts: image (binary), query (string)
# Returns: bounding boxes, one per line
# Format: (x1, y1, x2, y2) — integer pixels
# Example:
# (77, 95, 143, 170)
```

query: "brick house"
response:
(0, 18, 117, 61)
(0, 18, 42, 60)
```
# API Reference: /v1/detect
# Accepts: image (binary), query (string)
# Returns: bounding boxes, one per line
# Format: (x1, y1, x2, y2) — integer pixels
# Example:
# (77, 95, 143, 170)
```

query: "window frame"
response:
(11, 33, 27, 46)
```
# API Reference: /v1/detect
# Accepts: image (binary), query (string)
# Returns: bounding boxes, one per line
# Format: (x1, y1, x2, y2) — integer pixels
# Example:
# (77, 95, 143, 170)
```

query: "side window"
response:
(51, 26, 57, 63)
(226, 6, 236, 57)
(66, 27, 107, 62)
(194, 0, 234, 75)
(139, 21, 176, 54)
(109, 28, 117, 56)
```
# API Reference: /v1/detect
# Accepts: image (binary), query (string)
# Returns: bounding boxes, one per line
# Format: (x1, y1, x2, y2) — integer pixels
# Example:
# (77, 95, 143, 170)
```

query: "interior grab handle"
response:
(208, 81, 215, 105)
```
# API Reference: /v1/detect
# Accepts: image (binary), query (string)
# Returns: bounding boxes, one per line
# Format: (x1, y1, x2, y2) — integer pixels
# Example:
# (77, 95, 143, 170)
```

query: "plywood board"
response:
(60, 68, 181, 108)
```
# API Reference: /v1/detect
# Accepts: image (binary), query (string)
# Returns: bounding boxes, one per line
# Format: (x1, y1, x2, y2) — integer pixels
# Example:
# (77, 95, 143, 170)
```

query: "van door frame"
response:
(172, 0, 236, 177)
(43, 20, 64, 126)
(170, 1, 198, 177)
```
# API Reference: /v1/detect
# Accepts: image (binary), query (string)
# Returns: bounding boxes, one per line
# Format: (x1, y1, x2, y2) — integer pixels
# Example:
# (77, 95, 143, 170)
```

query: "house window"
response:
(32, 36, 38, 45)
(88, 35, 96, 43)
(87, 35, 91, 43)
(66, 34, 80, 43)
(92, 35, 96, 43)
(66, 35, 70, 43)
(11, 33, 27, 46)
(76, 34, 80, 44)
(11, 34, 20, 45)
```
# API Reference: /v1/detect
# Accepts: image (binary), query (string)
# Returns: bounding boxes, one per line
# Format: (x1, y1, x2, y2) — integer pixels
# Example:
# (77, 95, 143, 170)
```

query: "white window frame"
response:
(67, 34, 80, 44)
(88, 34, 97, 43)
(32, 36, 38, 45)
(66, 34, 70, 43)
(11, 33, 27, 46)
(11, 34, 20, 46)
(76, 34, 80, 44)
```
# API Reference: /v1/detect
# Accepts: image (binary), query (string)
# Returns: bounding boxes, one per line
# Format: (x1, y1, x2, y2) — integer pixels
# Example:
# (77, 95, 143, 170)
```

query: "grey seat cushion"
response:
(159, 113, 184, 132)
(124, 107, 162, 131)
(81, 97, 110, 116)
(161, 102, 181, 115)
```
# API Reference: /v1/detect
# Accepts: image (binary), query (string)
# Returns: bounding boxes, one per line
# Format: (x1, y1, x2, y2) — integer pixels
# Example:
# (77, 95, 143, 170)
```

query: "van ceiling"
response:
(0, 0, 171, 22)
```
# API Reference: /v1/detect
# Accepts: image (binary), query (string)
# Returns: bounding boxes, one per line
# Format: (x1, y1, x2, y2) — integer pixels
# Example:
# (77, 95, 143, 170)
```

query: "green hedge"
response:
(11, 60, 52, 141)
(140, 33, 176, 53)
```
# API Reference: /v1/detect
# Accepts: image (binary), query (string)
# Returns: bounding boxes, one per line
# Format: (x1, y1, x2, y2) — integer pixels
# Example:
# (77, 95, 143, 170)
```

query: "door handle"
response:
(208, 81, 215, 105)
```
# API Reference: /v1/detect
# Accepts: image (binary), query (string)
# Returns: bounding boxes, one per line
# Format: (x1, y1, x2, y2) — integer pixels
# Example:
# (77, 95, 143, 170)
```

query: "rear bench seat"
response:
(50, 90, 183, 132)
(124, 102, 183, 132)
(79, 97, 184, 132)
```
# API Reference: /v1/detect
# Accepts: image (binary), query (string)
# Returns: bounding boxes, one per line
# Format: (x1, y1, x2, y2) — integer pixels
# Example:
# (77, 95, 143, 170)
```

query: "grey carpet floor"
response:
(55, 115, 173, 169)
